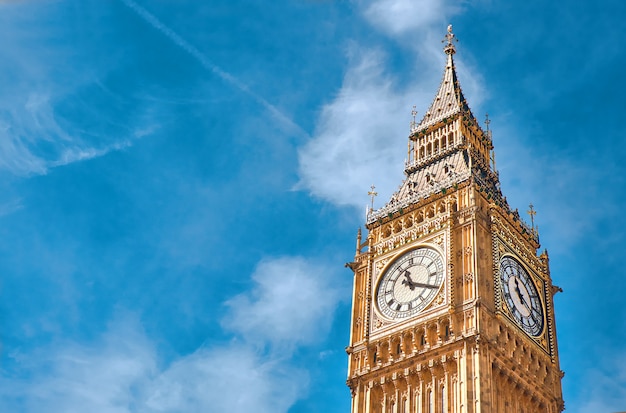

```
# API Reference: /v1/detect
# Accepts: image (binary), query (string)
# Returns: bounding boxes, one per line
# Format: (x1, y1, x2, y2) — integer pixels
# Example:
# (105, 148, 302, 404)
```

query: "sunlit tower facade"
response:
(345, 26, 564, 413)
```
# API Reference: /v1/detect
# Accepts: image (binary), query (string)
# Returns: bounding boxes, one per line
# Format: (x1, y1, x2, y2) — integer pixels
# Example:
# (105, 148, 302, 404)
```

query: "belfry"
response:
(345, 26, 564, 412)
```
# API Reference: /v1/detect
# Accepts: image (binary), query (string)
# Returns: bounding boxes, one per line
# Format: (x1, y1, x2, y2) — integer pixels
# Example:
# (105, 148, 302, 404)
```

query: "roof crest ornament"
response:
(527, 203, 537, 233)
(443, 24, 457, 55)
(367, 184, 378, 216)
(485, 113, 497, 172)
(410, 105, 418, 132)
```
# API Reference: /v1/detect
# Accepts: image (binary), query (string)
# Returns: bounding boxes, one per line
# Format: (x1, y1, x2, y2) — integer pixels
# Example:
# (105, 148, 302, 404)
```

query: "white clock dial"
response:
(499, 255, 544, 336)
(376, 247, 445, 320)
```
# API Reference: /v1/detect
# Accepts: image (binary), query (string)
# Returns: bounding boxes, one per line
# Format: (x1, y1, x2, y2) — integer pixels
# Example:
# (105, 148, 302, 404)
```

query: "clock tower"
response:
(345, 26, 564, 413)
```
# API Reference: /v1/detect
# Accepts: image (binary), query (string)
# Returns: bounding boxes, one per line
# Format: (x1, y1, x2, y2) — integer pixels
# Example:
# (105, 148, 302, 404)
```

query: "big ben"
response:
(345, 26, 564, 413)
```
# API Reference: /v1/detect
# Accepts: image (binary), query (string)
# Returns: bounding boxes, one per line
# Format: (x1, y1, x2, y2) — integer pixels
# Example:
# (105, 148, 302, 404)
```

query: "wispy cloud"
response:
(0, 198, 23, 217)
(297, 47, 413, 209)
(0, 256, 345, 413)
(0, 93, 63, 175)
(119, 0, 309, 139)
(49, 140, 133, 168)
(144, 345, 308, 413)
(0, 3, 159, 177)
(298, 0, 588, 258)
(0, 92, 150, 176)
(363, 0, 463, 39)
(297, 0, 480, 209)
(223, 256, 346, 350)
(0, 315, 157, 413)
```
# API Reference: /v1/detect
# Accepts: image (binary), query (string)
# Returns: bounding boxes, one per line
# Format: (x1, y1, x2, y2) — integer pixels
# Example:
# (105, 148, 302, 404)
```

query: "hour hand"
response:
(513, 279, 529, 307)
(401, 271, 416, 290)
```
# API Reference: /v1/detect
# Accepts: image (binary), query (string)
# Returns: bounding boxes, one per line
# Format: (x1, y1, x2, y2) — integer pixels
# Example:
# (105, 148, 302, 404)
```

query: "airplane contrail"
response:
(120, 0, 309, 138)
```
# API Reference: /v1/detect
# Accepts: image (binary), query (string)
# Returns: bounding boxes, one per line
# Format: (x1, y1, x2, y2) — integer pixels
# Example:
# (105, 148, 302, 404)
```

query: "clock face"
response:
(376, 247, 445, 320)
(499, 256, 544, 336)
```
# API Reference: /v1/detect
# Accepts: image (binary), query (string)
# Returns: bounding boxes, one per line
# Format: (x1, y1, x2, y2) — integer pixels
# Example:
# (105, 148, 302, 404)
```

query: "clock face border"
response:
(374, 245, 446, 321)
(498, 254, 545, 337)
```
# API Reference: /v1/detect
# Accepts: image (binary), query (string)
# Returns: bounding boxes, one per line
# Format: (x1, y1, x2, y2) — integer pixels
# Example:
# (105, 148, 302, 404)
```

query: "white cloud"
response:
(0, 91, 150, 176)
(297, 1, 482, 210)
(0, 3, 157, 177)
(224, 256, 345, 349)
(0, 256, 343, 413)
(297, 48, 411, 209)
(50, 140, 133, 168)
(298, 47, 483, 209)
(325, 0, 603, 251)
(363, 0, 462, 38)
(0, 94, 54, 175)
(0, 316, 157, 413)
(143, 346, 307, 413)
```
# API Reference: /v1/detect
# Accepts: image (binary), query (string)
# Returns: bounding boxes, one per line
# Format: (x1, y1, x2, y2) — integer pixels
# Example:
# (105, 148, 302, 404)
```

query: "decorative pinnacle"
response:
(485, 113, 491, 131)
(368, 185, 378, 211)
(410, 105, 417, 131)
(527, 203, 537, 231)
(443, 24, 457, 55)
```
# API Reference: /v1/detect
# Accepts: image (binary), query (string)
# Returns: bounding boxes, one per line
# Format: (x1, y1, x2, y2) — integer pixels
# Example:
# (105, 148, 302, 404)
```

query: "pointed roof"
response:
(415, 25, 473, 131)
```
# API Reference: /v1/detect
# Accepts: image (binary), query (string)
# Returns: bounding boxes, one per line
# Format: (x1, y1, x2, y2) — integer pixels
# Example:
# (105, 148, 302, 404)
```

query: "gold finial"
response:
(485, 113, 493, 140)
(527, 203, 537, 231)
(443, 24, 457, 55)
(486, 113, 496, 171)
(410, 105, 417, 131)
(368, 185, 378, 212)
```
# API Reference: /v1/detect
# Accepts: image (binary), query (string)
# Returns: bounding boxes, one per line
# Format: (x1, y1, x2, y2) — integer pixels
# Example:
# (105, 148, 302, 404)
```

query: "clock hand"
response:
(513, 278, 533, 315)
(401, 275, 415, 290)
(410, 281, 439, 289)
(404, 271, 417, 284)
(401, 270, 417, 290)
(402, 270, 438, 289)
(513, 278, 529, 307)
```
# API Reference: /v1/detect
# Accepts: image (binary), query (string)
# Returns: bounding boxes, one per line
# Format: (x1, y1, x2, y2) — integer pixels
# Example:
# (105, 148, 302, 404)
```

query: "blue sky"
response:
(0, 0, 625, 412)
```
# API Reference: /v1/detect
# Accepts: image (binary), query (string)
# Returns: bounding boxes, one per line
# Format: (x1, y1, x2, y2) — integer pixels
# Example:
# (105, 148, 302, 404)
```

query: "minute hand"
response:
(410, 281, 439, 289)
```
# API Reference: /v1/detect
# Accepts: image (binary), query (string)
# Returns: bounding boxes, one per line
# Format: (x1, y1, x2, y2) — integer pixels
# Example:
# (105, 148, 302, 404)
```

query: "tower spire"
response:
(414, 24, 470, 132)
(372, 25, 501, 224)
